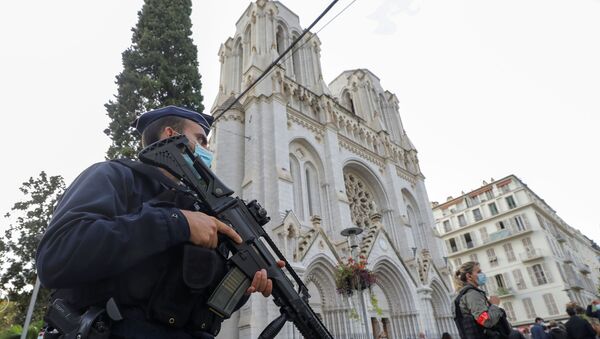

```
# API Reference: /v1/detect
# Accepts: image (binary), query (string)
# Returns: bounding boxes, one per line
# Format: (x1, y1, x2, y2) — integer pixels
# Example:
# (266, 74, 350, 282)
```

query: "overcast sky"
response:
(0, 0, 598, 244)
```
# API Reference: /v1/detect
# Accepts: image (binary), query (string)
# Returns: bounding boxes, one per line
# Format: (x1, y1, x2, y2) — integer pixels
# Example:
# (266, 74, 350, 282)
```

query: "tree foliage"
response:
(104, 0, 204, 159)
(0, 172, 65, 326)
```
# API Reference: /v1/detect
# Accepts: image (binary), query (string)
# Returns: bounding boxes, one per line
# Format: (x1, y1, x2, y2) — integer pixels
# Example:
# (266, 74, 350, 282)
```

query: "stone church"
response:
(209, 1, 457, 338)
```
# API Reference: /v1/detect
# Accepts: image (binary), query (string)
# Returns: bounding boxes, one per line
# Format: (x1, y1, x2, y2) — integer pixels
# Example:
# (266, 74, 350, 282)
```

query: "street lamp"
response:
(340, 226, 371, 338)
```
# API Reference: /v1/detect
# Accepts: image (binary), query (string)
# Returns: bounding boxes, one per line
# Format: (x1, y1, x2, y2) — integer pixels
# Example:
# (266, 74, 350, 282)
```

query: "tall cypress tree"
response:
(104, 0, 204, 159)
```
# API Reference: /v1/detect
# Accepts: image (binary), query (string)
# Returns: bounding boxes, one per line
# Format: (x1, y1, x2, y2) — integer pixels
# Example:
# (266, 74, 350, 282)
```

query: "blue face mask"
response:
(175, 131, 213, 169)
(193, 143, 213, 168)
(183, 143, 213, 170)
(477, 272, 487, 286)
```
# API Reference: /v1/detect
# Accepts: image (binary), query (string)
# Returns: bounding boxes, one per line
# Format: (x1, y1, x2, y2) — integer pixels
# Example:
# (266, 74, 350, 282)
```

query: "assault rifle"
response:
(139, 135, 333, 339)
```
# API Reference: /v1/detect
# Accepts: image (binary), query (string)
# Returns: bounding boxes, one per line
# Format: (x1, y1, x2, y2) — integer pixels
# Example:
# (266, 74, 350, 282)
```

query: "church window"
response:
(290, 155, 304, 220)
(291, 33, 301, 82)
(344, 91, 356, 114)
(305, 163, 321, 217)
(276, 26, 285, 55)
(343, 172, 377, 228)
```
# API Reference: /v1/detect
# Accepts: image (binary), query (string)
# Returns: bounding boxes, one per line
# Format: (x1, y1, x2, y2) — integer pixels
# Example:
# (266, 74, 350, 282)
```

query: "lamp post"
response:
(341, 226, 371, 338)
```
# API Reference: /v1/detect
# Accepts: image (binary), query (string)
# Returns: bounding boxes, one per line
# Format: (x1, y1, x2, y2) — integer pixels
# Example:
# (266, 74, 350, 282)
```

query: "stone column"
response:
(416, 286, 436, 337)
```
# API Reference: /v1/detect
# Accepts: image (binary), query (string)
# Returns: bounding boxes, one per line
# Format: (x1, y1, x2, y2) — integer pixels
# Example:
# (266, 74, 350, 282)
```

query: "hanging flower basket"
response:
(334, 255, 377, 297)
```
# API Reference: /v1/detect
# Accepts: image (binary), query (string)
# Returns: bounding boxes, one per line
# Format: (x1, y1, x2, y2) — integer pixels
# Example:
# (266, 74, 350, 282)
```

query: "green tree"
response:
(0, 172, 65, 326)
(104, 0, 204, 159)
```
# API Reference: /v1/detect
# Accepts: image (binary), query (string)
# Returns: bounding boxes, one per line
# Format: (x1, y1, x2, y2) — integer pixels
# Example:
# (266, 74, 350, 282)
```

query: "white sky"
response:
(0, 0, 598, 244)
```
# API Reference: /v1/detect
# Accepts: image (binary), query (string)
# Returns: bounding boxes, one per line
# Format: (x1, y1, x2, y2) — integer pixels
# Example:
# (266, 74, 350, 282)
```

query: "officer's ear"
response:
(161, 126, 178, 139)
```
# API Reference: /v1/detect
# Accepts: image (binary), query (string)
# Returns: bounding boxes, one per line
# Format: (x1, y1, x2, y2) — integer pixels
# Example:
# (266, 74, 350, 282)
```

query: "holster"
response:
(44, 299, 111, 339)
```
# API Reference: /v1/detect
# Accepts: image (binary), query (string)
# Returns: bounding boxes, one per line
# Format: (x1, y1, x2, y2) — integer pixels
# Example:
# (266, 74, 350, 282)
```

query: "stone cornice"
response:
(396, 166, 417, 185)
(287, 110, 325, 137)
(338, 135, 385, 169)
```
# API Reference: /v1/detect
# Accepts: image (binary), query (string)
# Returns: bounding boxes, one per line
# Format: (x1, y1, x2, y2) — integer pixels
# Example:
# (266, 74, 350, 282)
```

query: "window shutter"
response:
(513, 269, 526, 289)
(527, 266, 539, 286)
(488, 276, 498, 294)
(502, 273, 511, 288)
(542, 263, 553, 283)
(458, 234, 467, 250)
(555, 262, 566, 281)
(522, 214, 530, 228)
(480, 227, 489, 242)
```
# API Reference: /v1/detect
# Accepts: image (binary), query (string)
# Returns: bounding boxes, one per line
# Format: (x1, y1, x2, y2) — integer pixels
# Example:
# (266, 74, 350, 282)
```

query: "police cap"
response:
(132, 105, 214, 135)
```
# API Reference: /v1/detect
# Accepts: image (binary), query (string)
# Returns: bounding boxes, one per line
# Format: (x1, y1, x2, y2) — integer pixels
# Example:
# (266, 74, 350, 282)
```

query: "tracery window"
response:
(343, 172, 377, 228)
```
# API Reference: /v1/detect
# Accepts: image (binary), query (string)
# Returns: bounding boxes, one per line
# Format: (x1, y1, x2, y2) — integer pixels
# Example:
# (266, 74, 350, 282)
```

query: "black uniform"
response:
(37, 160, 235, 338)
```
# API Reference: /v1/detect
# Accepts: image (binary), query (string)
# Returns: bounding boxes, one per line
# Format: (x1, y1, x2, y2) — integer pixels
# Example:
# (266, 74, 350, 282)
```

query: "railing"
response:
(496, 287, 515, 298)
(519, 248, 544, 262)
(484, 225, 530, 245)
(566, 275, 585, 290)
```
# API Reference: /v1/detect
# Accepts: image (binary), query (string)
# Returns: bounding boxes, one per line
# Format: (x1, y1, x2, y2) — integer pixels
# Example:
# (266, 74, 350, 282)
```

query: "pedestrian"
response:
(547, 320, 567, 339)
(453, 261, 511, 339)
(531, 317, 549, 339)
(565, 302, 596, 339)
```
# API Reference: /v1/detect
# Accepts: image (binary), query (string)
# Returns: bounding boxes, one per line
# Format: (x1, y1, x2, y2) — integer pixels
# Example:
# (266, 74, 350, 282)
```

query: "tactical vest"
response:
(454, 285, 489, 339)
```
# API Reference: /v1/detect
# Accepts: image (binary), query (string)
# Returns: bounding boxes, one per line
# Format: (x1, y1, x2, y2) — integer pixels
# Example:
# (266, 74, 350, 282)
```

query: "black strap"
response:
(112, 159, 180, 190)
(454, 285, 478, 339)
(454, 285, 475, 318)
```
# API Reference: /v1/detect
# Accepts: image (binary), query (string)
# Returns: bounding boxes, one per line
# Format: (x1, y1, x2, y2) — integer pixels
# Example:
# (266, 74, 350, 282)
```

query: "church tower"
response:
(210, 1, 457, 338)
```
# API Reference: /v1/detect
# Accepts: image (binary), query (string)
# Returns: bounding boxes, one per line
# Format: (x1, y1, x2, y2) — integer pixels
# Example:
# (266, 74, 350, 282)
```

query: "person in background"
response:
(441, 332, 453, 339)
(531, 317, 549, 339)
(521, 326, 532, 339)
(452, 261, 510, 339)
(509, 328, 526, 339)
(547, 320, 567, 339)
(565, 302, 596, 339)
(587, 300, 600, 320)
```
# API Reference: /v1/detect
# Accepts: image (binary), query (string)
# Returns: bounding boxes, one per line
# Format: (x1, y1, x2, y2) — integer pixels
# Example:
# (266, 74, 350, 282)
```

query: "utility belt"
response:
(43, 245, 228, 339)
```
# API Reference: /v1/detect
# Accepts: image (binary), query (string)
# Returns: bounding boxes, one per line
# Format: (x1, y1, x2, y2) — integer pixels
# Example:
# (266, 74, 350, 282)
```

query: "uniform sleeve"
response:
(36, 162, 191, 288)
(463, 290, 504, 328)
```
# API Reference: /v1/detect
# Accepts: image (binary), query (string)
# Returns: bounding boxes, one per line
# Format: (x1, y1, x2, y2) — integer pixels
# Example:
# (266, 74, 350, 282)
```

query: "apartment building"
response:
(432, 175, 600, 326)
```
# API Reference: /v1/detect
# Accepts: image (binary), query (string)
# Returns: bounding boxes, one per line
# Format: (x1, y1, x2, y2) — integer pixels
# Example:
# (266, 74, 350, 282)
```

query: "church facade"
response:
(210, 1, 457, 338)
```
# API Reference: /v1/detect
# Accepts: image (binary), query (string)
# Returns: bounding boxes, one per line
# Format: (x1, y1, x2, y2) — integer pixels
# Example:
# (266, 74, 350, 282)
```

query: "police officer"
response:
(37, 106, 281, 339)
(453, 261, 509, 339)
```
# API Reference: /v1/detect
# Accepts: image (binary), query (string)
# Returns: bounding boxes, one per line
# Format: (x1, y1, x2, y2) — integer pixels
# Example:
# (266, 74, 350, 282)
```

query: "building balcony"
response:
(555, 234, 566, 243)
(578, 263, 591, 274)
(563, 253, 574, 264)
(566, 276, 585, 290)
(484, 225, 531, 245)
(495, 287, 515, 298)
(519, 248, 544, 262)
(448, 226, 531, 257)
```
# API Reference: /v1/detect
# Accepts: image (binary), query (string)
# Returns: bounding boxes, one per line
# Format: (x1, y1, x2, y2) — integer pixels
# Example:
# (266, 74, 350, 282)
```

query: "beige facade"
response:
(432, 175, 600, 326)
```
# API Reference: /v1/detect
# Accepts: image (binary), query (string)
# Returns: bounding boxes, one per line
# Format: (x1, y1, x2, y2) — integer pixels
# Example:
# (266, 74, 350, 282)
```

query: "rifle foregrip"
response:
(207, 266, 251, 318)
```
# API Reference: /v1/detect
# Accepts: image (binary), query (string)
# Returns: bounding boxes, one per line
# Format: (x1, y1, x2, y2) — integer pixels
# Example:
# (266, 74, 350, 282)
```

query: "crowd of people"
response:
(451, 261, 600, 339)
(512, 300, 600, 339)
